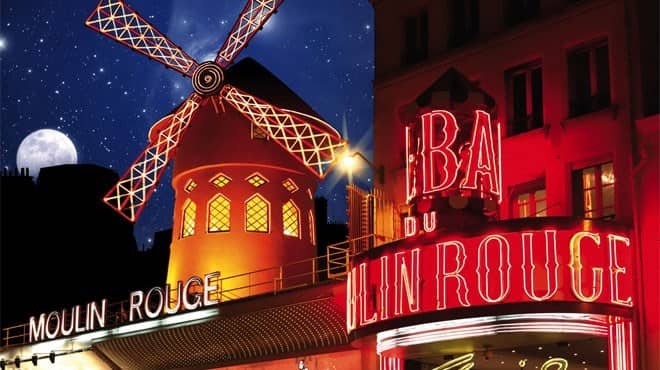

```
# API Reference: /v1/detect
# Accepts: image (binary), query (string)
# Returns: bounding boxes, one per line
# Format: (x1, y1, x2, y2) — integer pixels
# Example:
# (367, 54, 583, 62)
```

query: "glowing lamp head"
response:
(341, 152, 358, 171)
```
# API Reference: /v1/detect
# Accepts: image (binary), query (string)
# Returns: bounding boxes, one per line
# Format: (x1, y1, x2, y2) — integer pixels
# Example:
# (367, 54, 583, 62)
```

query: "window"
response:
(184, 179, 197, 193)
(181, 200, 196, 238)
(514, 188, 547, 218)
(568, 39, 610, 117)
(251, 123, 269, 140)
(246, 172, 268, 188)
(573, 162, 615, 219)
(308, 210, 316, 245)
(402, 8, 428, 66)
(282, 200, 300, 238)
(505, 0, 540, 26)
(282, 178, 299, 193)
(245, 194, 269, 232)
(208, 194, 230, 232)
(211, 173, 231, 188)
(506, 61, 543, 135)
(448, 0, 479, 49)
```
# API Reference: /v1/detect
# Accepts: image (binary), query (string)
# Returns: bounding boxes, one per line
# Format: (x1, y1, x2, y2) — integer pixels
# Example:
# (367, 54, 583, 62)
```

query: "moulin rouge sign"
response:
(346, 110, 634, 332)
(346, 227, 634, 332)
(28, 272, 220, 343)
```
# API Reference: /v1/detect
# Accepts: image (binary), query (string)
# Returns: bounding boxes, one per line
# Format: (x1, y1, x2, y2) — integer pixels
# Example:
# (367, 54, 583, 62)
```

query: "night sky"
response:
(0, 0, 375, 247)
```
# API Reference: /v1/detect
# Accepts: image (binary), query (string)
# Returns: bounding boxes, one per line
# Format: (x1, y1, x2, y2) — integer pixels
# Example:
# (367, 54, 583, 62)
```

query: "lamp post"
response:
(340, 151, 384, 185)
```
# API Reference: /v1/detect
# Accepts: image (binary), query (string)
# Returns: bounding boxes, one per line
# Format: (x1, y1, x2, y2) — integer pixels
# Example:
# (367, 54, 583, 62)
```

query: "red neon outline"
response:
(359, 262, 378, 326)
(380, 255, 390, 321)
(420, 111, 460, 194)
(460, 110, 501, 200)
(521, 230, 560, 301)
(394, 249, 420, 315)
(569, 232, 604, 302)
(423, 211, 437, 233)
(608, 234, 633, 307)
(435, 241, 470, 310)
(476, 234, 512, 303)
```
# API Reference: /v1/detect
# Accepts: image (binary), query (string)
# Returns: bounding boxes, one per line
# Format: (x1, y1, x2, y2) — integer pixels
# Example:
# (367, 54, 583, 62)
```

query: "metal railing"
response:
(1, 247, 354, 350)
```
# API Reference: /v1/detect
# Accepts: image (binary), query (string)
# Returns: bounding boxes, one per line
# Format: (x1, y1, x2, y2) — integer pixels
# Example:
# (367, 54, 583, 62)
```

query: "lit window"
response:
(514, 188, 547, 218)
(282, 200, 300, 237)
(506, 60, 543, 135)
(184, 179, 197, 193)
(573, 162, 615, 219)
(308, 210, 316, 245)
(245, 194, 269, 232)
(211, 173, 231, 188)
(282, 178, 299, 193)
(246, 172, 268, 188)
(568, 39, 610, 117)
(181, 200, 196, 238)
(208, 194, 230, 232)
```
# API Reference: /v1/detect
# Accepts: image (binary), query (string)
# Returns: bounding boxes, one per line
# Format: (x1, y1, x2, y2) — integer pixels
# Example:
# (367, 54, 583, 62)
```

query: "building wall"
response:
(371, 0, 658, 368)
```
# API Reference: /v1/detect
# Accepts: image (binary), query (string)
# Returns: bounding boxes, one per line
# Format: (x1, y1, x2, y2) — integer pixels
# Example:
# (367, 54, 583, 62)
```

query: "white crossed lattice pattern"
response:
(215, 0, 283, 67)
(104, 95, 201, 221)
(222, 86, 346, 178)
(86, 0, 198, 76)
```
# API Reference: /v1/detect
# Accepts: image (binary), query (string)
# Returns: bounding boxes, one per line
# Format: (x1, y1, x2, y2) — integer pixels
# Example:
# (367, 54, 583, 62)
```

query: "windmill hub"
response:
(192, 61, 224, 96)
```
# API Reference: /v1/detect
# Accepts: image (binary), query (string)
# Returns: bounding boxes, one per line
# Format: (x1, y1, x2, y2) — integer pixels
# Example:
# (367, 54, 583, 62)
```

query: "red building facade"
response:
(369, 0, 658, 368)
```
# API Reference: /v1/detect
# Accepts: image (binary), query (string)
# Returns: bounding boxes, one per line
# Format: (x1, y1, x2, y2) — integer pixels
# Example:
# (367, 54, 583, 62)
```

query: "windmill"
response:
(85, 0, 346, 222)
(86, 0, 347, 289)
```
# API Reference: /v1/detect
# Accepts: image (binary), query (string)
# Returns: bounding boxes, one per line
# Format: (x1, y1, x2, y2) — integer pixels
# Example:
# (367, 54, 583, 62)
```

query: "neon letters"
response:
(347, 228, 633, 332)
(406, 110, 502, 204)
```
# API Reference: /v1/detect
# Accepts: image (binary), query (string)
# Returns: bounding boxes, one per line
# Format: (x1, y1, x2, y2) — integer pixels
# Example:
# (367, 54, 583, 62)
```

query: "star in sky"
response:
(0, 0, 374, 246)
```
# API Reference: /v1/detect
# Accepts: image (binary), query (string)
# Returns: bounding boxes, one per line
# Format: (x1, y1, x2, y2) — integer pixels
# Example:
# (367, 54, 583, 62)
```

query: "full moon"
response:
(16, 129, 78, 178)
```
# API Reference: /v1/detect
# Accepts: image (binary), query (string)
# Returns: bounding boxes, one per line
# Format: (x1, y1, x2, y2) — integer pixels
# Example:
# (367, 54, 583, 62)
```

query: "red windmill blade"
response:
(87, 0, 346, 222)
(85, 0, 199, 76)
(215, 0, 284, 68)
(104, 94, 202, 222)
(221, 84, 345, 178)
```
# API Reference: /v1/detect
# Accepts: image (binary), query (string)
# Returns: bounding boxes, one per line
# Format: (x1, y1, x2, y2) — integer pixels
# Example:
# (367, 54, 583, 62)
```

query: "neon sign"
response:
(405, 110, 502, 204)
(28, 271, 221, 343)
(427, 354, 569, 370)
(347, 227, 633, 332)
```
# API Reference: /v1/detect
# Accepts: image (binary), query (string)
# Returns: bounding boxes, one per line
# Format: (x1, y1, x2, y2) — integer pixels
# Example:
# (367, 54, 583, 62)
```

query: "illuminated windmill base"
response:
(165, 58, 329, 295)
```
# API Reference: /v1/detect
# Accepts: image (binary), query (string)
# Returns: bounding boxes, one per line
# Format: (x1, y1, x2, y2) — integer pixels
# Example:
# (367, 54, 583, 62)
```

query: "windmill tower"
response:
(85, 0, 345, 292)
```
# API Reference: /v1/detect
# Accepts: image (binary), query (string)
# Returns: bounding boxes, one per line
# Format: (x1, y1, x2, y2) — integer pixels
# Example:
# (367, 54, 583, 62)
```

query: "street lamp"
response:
(340, 151, 384, 185)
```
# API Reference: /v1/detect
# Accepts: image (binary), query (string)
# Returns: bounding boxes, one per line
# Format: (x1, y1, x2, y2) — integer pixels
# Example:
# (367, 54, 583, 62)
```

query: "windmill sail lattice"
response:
(85, 0, 198, 76)
(104, 94, 201, 221)
(215, 0, 284, 68)
(87, 0, 345, 222)
(222, 85, 344, 177)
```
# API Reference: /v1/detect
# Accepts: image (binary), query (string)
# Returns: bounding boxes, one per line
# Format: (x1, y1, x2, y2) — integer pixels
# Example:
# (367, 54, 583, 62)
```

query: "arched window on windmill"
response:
(208, 194, 231, 232)
(282, 200, 300, 238)
(245, 194, 270, 233)
(181, 199, 197, 238)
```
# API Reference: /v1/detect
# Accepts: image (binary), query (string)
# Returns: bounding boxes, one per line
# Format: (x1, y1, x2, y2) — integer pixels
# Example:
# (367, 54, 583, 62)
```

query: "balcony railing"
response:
(1, 246, 356, 350)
